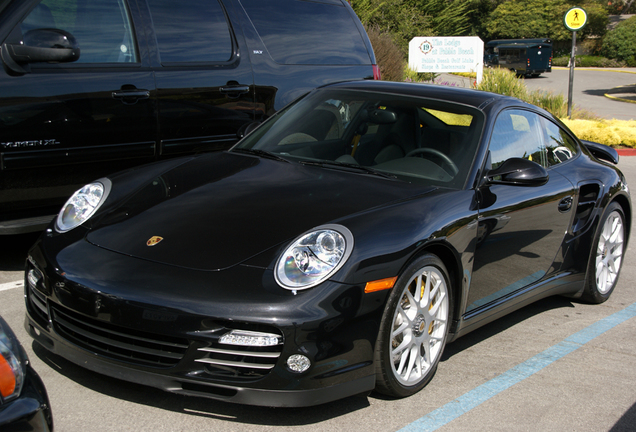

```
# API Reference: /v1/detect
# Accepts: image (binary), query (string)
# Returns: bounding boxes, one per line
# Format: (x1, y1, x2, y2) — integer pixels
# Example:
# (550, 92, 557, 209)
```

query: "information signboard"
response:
(409, 37, 484, 83)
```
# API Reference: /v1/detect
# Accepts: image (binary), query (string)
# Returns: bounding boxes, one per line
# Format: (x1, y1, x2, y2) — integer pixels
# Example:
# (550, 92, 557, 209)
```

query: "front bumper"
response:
(24, 314, 373, 407)
(24, 236, 384, 407)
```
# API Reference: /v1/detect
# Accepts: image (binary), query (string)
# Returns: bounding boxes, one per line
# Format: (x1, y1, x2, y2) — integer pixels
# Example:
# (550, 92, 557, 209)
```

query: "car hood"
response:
(86, 152, 433, 270)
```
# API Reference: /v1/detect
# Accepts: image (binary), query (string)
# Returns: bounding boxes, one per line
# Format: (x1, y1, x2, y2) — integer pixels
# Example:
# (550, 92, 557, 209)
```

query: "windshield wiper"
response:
(232, 148, 290, 163)
(300, 160, 397, 180)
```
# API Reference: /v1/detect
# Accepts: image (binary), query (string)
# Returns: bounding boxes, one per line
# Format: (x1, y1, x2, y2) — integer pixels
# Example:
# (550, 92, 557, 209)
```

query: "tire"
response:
(581, 202, 626, 304)
(374, 254, 452, 397)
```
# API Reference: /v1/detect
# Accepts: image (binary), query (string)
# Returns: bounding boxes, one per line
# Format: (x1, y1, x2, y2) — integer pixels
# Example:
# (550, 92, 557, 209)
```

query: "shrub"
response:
(552, 55, 627, 67)
(528, 91, 567, 118)
(561, 119, 636, 148)
(601, 16, 636, 65)
(365, 26, 406, 82)
(403, 67, 439, 83)
(475, 67, 529, 100)
(474, 68, 594, 120)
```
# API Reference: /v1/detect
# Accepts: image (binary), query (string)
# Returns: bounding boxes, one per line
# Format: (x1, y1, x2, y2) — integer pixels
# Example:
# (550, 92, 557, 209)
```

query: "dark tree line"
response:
(352, 0, 622, 52)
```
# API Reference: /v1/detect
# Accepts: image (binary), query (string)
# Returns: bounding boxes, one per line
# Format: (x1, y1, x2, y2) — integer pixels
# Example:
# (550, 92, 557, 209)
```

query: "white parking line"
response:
(0, 280, 23, 292)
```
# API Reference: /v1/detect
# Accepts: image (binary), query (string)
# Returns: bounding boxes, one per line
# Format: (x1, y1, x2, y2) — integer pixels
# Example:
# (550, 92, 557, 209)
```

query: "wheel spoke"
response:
(403, 345, 416, 379)
(396, 347, 409, 376)
(392, 318, 409, 339)
(392, 333, 411, 357)
(428, 290, 446, 318)
(404, 286, 418, 316)
(415, 274, 425, 304)
(420, 273, 430, 308)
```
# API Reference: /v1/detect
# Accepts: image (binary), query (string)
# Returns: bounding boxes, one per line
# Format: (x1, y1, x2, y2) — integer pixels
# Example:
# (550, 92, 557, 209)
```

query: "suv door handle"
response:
(219, 85, 250, 96)
(112, 89, 150, 105)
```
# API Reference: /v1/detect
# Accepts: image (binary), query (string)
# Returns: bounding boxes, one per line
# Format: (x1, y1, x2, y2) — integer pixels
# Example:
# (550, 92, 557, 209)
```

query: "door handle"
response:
(112, 89, 150, 105)
(558, 196, 573, 212)
(219, 85, 250, 96)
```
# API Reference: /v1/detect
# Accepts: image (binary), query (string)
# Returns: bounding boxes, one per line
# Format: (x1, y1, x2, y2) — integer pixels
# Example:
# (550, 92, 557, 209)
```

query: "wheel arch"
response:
(406, 241, 464, 334)
(611, 193, 632, 244)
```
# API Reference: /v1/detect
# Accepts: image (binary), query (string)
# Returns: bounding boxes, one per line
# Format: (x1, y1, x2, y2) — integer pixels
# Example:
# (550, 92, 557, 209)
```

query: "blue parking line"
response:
(399, 302, 636, 432)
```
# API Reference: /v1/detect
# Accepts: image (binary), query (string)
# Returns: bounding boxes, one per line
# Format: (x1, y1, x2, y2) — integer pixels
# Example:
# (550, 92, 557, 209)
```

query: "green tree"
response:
(353, 0, 434, 52)
(485, 0, 608, 41)
(601, 16, 636, 65)
(353, 0, 482, 52)
(413, 0, 476, 36)
(469, 0, 508, 39)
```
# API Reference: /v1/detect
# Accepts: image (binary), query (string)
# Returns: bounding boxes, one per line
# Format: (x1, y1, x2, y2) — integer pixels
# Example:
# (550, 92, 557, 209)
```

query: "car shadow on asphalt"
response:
(0, 232, 40, 271)
(441, 295, 575, 360)
(583, 88, 615, 97)
(610, 401, 636, 431)
(370, 295, 576, 404)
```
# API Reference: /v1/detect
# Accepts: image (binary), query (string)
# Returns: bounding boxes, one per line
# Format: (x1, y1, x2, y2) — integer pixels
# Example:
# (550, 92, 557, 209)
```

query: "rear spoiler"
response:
(581, 140, 619, 165)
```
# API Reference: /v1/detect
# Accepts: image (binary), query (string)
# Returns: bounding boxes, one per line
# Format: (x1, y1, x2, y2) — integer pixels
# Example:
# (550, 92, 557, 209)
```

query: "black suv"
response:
(0, 0, 379, 234)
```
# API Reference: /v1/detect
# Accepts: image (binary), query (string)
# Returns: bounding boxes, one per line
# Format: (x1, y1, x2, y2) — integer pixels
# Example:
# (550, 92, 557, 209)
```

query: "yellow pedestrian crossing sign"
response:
(564, 7, 587, 32)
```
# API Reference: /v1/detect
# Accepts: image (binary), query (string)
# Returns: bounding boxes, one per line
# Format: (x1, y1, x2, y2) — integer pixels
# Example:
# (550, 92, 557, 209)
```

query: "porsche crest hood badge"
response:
(147, 236, 164, 246)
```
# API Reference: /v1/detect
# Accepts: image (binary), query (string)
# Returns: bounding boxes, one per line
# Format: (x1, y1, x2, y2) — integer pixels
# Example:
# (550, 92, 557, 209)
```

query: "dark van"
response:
(484, 39, 552, 78)
(0, 0, 379, 234)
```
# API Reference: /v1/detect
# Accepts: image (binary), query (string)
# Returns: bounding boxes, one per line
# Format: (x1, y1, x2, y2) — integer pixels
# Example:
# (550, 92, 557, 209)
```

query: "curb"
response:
(604, 92, 636, 104)
(553, 67, 636, 74)
(616, 148, 636, 156)
(604, 83, 636, 104)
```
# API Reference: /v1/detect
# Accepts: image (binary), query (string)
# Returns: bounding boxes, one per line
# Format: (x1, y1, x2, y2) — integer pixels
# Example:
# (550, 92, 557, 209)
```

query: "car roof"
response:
(319, 80, 518, 111)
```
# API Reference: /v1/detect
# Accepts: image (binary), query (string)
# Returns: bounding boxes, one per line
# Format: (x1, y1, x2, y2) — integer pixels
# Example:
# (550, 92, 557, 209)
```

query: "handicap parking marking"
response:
(399, 302, 636, 432)
(0, 280, 23, 292)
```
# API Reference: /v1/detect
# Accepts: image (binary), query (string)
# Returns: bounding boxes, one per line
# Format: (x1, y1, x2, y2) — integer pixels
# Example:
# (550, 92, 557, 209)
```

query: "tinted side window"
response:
(542, 118, 579, 165)
(147, 0, 232, 63)
(22, 0, 138, 63)
(240, 0, 370, 65)
(489, 109, 547, 168)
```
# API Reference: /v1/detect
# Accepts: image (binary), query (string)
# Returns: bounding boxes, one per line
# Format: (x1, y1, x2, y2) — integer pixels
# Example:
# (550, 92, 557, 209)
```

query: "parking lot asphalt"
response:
(524, 67, 636, 120)
(442, 67, 636, 120)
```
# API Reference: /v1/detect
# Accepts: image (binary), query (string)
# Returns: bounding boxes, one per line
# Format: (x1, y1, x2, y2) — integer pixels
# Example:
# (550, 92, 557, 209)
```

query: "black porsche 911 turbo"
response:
(24, 81, 630, 407)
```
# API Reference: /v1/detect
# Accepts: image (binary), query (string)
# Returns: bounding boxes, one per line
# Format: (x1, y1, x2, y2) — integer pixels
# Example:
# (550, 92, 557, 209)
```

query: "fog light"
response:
(219, 330, 281, 347)
(287, 354, 311, 373)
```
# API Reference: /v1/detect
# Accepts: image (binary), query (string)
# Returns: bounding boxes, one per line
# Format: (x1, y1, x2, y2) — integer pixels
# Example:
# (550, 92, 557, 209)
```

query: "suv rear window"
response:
(240, 0, 370, 65)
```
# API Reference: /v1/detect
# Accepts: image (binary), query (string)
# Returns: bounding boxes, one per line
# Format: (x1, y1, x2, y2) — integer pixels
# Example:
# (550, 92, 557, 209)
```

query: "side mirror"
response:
(485, 157, 549, 186)
(1, 28, 80, 74)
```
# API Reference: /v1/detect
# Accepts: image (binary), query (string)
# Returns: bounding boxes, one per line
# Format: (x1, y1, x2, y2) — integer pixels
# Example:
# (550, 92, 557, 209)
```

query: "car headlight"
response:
(56, 179, 111, 232)
(0, 319, 25, 404)
(275, 224, 354, 290)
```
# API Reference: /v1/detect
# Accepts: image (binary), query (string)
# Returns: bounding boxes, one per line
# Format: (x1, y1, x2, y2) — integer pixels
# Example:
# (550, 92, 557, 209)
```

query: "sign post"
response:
(563, 7, 588, 118)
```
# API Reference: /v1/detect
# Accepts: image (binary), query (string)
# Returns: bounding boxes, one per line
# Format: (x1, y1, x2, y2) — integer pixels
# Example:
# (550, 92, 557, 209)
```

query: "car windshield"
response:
(234, 89, 484, 188)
